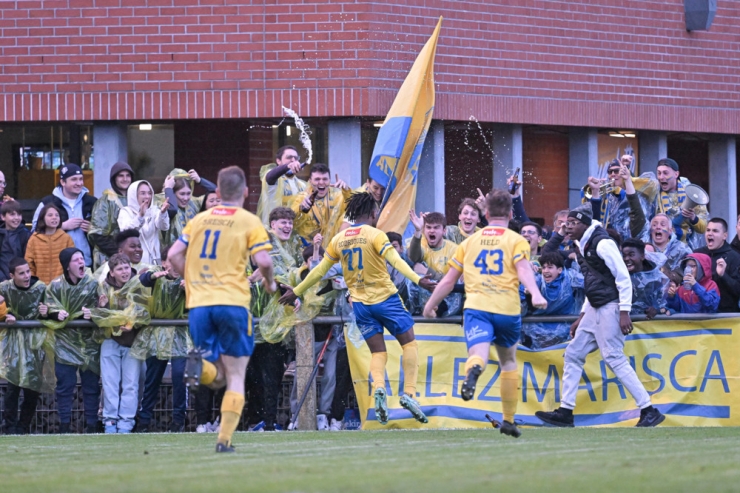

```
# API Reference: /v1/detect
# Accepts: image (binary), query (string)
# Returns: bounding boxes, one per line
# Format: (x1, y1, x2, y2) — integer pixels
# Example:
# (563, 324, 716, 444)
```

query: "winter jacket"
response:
(667, 253, 720, 313)
(0, 225, 31, 281)
(117, 180, 170, 265)
(24, 230, 76, 285)
(693, 242, 740, 313)
(577, 225, 621, 308)
(32, 186, 96, 267)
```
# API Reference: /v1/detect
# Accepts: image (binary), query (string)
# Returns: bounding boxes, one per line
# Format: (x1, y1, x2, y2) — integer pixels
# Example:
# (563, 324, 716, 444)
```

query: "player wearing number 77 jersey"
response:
(168, 166, 276, 453)
(423, 189, 547, 438)
(279, 192, 437, 426)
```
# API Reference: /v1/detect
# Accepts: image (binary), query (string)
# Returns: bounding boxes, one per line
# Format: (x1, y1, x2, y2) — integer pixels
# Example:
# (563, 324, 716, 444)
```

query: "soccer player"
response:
(168, 166, 276, 453)
(423, 189, 547, 438)
(279, 192, 437, 426)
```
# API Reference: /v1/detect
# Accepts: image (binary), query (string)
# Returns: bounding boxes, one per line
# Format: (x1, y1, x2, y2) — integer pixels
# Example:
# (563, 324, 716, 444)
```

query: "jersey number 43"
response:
(473, 249, 503, 275)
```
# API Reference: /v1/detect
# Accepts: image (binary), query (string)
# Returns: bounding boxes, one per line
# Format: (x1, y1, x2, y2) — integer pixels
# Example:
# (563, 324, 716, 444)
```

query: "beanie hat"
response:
(568, 204, 593, 226)
(59, 247, 83, 273)
(657, 158, 679, 172)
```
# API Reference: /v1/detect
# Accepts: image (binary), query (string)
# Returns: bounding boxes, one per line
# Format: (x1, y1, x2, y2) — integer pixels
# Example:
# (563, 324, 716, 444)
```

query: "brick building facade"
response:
(1, 0, 738, 225)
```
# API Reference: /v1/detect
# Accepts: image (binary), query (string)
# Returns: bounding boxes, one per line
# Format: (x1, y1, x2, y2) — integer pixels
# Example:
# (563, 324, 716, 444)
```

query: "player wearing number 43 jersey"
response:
(280, 192, 437, 426)
(169, 166, 277, 453)
(424, 189, 547, 438)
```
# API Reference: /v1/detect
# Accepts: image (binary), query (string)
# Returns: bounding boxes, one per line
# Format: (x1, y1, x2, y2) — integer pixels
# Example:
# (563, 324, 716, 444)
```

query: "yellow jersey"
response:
(324, 224, 398, 305)
(181, 206, 272, 309)
(421, 239, 458, 275)
(449, 226, 530, 316)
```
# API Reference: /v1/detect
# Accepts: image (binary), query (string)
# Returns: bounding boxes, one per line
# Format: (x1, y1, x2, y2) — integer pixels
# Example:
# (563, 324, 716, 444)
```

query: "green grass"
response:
(2, 428, 740, 493)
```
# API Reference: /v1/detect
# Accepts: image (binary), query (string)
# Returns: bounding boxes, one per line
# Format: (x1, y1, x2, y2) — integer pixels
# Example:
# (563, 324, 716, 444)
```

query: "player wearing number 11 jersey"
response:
(423, 189, 547, 438)
(279, 192, 437, 426)
(169, 166, 276, 453)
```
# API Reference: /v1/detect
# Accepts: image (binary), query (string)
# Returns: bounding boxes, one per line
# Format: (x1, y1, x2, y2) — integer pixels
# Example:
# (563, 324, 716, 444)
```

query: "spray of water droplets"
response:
(282, 106, 313, 165)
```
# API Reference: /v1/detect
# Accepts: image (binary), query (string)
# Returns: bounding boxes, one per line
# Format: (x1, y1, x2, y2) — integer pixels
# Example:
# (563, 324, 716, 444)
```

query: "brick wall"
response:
(1, 1, 739, 132)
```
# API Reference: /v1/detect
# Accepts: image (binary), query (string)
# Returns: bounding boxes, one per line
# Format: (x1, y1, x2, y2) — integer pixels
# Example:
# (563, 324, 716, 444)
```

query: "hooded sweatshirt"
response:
(667, 253, 720, 313)
(87, 161, 134, 268)
(117, 180, 170, 265)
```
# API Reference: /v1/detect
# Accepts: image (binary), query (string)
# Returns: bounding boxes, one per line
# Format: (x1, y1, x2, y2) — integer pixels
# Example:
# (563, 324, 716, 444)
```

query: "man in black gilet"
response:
(535, 204, 665, 427)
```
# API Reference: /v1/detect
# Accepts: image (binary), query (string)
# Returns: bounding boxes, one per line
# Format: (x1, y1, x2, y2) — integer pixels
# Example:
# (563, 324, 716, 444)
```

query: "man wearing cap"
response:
(654, 158, 708, 247)
(586, 156, 650, 242)
(32, 164, 97, 268)
(88, 161, 135, 269)
(535, 204, 665, 428)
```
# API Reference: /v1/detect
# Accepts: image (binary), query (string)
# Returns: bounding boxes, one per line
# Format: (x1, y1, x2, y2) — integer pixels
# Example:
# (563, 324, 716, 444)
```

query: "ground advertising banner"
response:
(346, 319, 738, 429)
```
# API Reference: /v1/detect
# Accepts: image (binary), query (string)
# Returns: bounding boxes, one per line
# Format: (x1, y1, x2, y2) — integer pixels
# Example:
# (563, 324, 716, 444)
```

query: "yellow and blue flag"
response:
(370, 17, 442, 237)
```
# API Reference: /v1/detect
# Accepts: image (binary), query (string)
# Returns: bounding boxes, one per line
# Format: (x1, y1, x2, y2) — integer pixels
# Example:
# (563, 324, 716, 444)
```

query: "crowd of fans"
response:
(0, 147, 738, 435)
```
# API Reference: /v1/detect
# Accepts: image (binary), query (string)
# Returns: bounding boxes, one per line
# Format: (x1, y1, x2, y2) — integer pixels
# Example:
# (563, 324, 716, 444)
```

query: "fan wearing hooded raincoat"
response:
(649, 213, 693, 273)
(43, 247, 103, 433)
(117, 180, 173, 265)
(666, 253, 720, 313)
(157, 168, 217, 249)
(88, 161, 134, 269)
(0, 258, 54, 435)
(621, 239, 669, 319)
(256, 146, 307, 226)
(131, 247, 193, 433)
(290, 163, 352, 249)
(519, 252, 585, 350)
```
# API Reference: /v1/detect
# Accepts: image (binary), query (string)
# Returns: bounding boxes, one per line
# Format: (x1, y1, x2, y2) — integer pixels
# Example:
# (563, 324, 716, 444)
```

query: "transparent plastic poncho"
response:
(0, 280, 56, 393)
(90, 275, 151, 339)
(42, 274, 104, 374)
(521, 267, 584, 350)
(129, 273, 192, 361)
(88, 188, 126, 269)
(406, 276, 463, 317)
(630, 252, 669, 315)
(600, 173, 658, 242)
(157, 168, 204, 249)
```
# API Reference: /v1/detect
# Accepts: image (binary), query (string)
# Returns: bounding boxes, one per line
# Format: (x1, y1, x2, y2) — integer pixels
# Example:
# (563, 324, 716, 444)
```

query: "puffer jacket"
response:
(24, 230, 76, 284)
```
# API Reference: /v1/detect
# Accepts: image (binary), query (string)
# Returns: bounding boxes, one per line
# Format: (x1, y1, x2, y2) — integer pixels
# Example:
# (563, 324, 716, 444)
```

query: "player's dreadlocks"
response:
(344, 192, 377, 223)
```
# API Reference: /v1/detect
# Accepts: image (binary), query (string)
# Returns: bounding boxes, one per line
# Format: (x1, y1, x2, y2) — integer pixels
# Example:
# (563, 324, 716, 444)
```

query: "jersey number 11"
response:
(199, 229, 221, 259)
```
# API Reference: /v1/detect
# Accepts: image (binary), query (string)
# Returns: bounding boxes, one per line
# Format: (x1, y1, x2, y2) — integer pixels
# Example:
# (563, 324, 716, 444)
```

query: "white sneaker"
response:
(195, 422, 211, 433)
(317, 414, 329, 431)
(208, 418, 220, 433)
(287, 421, 298, 431)
(329, 418, 342, 431)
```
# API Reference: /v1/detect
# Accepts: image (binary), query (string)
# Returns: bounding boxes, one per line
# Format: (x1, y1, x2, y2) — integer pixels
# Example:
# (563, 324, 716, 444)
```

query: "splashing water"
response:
(282, 106, 313, 165)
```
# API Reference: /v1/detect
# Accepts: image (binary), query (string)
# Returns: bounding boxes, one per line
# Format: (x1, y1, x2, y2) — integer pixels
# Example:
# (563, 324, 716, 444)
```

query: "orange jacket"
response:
(25, 229, 75, 285)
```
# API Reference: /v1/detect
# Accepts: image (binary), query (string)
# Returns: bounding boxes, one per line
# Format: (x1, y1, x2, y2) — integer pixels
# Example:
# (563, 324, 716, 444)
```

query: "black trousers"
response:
(330, 345, 355, 422)
(3, 384, 40, 432)
(245, 342, 287, 427)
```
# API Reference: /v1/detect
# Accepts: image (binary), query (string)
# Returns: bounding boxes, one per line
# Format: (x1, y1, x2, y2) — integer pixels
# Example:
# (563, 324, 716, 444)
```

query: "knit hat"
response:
(657, 158, 679, 172)
(59, 164, 83, 181)
(59, 247, 83, 273)
(568, 204, 593, 226)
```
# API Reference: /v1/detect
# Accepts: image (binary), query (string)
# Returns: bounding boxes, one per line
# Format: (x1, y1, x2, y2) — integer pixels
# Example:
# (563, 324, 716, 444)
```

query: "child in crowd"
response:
(94, 253, 150, 434)
(118, 180, 171, 265)
(25, 203, 75, 284)
(0, 200, 31, 282)
(666, 253, 720, 313)
(520, 252, 584, 349)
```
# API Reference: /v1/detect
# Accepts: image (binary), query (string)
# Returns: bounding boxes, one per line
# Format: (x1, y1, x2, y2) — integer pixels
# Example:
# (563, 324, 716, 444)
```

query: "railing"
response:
(2, 313, 737, 433)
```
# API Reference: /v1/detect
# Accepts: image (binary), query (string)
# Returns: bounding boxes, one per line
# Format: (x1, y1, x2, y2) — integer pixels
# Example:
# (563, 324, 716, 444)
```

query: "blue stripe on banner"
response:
(383, 328, 733, 348)
(365, 403, 730, 425)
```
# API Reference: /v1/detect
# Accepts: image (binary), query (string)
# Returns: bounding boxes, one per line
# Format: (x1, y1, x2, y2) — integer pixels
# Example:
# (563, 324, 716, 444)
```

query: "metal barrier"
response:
(2, 313, 738, 433)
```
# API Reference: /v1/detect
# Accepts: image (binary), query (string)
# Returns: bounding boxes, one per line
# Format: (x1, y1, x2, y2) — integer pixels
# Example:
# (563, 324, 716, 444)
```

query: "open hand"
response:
(409, 209, 424, 232)
(278, 285, 298, 305)
(418, 273, 437, 292)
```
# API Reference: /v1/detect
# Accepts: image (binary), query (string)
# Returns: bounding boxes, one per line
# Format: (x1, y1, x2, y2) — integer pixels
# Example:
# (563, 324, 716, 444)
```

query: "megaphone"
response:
(682, 184, 709, 210)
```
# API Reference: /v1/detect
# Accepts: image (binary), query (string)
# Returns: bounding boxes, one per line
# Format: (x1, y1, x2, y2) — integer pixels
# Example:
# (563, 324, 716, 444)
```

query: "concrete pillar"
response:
(416, 121, 445, 214)
(568, 128, 599, 208)
(328, 119, 362, 188)
(708, 137, 737, 224)
(638, 130, 668, 176)
(492, 123, 523, 190)
(295, 321, 316, 431)
(93, 123, 128, 196)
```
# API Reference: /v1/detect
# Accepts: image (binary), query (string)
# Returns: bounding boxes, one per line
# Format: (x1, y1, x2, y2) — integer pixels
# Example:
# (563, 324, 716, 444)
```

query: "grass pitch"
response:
(2, 428, 739, 493)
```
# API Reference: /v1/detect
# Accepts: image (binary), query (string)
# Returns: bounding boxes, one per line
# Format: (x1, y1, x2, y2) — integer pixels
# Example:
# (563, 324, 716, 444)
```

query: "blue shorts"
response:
(463, 308, 521, 350)
(188, 306, 254, 362)
(354, 294, 414, 340)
